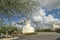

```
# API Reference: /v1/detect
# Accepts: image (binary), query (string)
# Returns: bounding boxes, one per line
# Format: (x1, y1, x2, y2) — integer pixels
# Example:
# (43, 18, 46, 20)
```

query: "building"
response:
(53, 23, 60, 30)
(22, 19, 34, 34)
(11, 19, 34, 34)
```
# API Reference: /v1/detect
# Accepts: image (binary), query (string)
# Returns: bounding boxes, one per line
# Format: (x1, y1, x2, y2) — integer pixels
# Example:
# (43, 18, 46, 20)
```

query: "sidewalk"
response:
(0, 37, 19, 40)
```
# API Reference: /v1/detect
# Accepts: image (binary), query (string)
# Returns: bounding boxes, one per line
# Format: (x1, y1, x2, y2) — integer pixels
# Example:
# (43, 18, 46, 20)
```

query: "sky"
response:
(46, 8, 60, 19)
(4, 0, 60, 28)
(4, 8, 60, 24)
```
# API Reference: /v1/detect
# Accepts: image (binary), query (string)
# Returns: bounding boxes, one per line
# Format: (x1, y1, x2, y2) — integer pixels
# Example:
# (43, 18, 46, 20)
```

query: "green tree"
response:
(0, 0, 40, 17)
(0, 19, 3, 26)
(0, 27, 3, 34)
(0, 0, 41, 26)
(1, 25, 17, 38)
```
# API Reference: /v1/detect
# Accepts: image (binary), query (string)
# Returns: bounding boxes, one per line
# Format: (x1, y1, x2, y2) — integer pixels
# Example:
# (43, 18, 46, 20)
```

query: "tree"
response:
(0, 19, 3, 27)
(0, 27, 3, 34)
(0, 0, 40, 17)
(0, 0, 41, 37)
(1, 25, 17, 38)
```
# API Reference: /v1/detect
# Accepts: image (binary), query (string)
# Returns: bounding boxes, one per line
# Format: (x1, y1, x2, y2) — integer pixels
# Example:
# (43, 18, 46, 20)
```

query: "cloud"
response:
(31, 8, 60, 29)
(31, 8, 45, 22)
(11, 8, 60, 29)
(41, 0, 60, 10)
(43, 15, 59, 23)
(11, 0, 60, 29)
(31, 8, 59, 23)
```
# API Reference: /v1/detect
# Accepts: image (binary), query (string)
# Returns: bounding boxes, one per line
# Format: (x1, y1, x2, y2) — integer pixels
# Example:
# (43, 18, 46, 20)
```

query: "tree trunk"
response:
(6, 31, 8, 38)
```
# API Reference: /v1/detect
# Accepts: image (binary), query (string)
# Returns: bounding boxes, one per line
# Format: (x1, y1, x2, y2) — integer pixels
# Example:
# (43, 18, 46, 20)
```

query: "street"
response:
(15, 32, 60, 40)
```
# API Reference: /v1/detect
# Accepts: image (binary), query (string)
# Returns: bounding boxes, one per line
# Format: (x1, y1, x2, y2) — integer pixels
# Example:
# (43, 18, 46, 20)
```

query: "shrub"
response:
(24, 32, 37, 35)
(36, 29, 52, 32)
(55, 28, 60, 33)
(0, 25, 17, 35)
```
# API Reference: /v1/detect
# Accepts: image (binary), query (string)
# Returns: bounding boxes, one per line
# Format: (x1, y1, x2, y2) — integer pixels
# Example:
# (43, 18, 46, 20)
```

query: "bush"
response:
(36, 29, 52, 32)
(0, 25, 17, 35)
(55, 28, 60, 33)
(24, 32, 37, 35)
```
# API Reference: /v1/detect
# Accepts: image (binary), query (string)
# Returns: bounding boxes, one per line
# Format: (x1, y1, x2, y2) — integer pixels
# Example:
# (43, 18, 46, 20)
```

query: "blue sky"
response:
(3, 0, 60, 24)
(4, 8, 60, 24)
(46, 8, 60, 19)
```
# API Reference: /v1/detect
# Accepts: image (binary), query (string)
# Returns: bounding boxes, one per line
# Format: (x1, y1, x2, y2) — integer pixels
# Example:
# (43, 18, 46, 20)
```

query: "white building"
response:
(22, 19, 34, 34)
(53, 23, 60, 30)
(11, 19, 35, 34)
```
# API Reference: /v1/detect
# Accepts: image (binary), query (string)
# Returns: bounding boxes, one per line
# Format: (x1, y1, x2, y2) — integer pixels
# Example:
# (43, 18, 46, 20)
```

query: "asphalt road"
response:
(15, 32, 60, 40)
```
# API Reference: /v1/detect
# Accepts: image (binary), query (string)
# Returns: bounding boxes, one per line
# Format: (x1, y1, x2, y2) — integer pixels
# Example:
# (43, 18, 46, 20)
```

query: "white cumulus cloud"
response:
(41, 0, 60, 10)
(31, 8, 60, 29)
(32, 8, 59, 23)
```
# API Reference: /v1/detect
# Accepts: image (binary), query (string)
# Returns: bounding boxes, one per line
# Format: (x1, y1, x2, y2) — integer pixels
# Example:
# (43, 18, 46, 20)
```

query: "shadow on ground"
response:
(55, 38, 60, 40)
